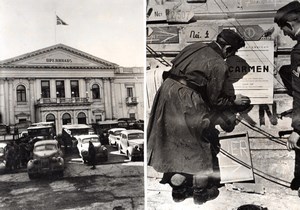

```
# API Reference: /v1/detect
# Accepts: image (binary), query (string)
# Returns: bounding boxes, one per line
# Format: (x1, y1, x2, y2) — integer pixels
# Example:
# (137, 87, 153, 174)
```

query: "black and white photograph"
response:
(0, 0, 144, 209)
(146, 0, 300, 209)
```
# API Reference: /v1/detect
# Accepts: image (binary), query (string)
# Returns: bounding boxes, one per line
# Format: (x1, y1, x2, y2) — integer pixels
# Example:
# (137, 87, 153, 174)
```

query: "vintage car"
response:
(119, 130, 144, 161)
(76, 134, 108, 163)
(0, 143, 7, 173)
(108, 128, 126, 147)
(61, 124, 91, 152)
(27, 140, 64, 179)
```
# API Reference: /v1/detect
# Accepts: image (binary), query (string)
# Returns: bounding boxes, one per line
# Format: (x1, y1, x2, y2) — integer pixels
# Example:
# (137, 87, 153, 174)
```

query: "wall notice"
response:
(226, 41, 274, 104)
(218, 132, 254, 183)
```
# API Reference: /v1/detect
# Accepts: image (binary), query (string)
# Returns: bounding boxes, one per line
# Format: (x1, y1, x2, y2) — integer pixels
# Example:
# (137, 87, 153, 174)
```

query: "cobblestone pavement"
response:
(147, 168, 300, 210)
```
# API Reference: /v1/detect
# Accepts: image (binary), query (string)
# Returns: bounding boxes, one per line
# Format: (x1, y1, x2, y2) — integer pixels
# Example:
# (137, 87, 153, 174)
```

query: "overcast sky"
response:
(0, 0, 145, 67)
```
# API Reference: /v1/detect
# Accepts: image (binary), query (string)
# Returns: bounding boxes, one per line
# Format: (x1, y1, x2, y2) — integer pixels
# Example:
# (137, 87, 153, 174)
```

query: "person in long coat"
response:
(274, 1, 300, 195)
(147, 29, 249, 204)
(88, 141, 96, 169)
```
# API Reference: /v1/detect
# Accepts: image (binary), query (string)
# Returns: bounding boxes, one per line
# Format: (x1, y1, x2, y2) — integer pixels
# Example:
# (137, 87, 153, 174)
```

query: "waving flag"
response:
(56, 15, 68, 25)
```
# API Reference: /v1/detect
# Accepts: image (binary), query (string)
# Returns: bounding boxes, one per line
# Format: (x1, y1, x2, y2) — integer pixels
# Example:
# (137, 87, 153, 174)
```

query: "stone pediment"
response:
(0, 44, 118, 69)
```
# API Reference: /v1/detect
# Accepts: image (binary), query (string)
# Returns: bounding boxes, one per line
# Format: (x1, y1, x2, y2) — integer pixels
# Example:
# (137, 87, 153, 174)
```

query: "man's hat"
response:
(274, 1, 300, 26)
(218, 29, 245, 50)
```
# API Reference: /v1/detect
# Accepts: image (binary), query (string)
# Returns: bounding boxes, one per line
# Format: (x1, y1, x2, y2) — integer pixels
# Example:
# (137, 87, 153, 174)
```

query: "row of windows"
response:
(16, 82, 134, 102)
(41, 80, 101, 99)
(46, 112, 87, 125)
(16, 81, 101, 102)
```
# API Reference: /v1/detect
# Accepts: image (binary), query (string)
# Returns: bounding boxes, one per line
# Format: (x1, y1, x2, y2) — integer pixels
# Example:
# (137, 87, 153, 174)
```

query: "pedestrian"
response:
(5, 142, 15, 172)
(274, 1, 300, 195)
(88, 141, 96, 169)
(147, 29, 250, 204)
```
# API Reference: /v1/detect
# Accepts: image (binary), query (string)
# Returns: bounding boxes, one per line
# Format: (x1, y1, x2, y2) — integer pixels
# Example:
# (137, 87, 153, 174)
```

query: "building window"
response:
(46, 114, 55, 123)
(18, 118, 27, 123)
(127, 87, 133, 97)
(92, 84, 100, 99)
(62, 113, 71, 125)
(129, 113, 136, 119)
(56, 80, 65, 98)
(41, 80, 50, 98)
(17, 85, 26, 102)
(95, 115, 102, 122)
(77, 112, 87, 124)
(71, 80, 79, 98)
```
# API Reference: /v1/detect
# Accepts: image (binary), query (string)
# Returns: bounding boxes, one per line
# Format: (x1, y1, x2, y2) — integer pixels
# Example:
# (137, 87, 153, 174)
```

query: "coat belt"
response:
(167, 73, 211, 107)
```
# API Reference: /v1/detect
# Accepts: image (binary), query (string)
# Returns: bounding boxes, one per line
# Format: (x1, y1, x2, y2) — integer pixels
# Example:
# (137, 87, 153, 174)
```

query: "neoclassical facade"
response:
(0, 44, 144, 133)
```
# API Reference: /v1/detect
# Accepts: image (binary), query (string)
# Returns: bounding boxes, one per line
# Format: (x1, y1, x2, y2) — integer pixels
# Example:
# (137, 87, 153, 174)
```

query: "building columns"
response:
(8, 79, 14, 125)
(0, 79, 6, 124)
(103, 78, 112, 119)
(28, 78, 35, 123)
(110, 78, 117, 119)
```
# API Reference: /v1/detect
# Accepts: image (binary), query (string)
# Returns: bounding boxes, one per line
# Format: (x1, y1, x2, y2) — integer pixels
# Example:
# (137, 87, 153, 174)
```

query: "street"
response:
(0, 146, 144, 210)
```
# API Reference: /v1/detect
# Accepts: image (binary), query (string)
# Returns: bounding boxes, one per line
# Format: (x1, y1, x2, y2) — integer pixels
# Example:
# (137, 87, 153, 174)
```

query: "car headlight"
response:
(81, 150, 88, 155)
(33, 159, 40, 165)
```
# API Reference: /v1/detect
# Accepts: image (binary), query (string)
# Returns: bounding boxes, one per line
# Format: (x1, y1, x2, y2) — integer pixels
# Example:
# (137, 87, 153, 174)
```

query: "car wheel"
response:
(28, 173, 36, 180)
(119, 144, 123, 154)
(127, 151, 132, 161)
(57, 171, 64, 178)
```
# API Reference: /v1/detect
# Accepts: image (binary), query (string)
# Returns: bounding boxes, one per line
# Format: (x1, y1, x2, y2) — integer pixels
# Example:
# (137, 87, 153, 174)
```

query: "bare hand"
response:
(287, 131, 300, 151)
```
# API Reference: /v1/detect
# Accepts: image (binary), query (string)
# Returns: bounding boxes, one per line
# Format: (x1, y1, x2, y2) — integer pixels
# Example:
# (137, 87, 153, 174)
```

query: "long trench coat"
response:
(147, 42, 234, 175)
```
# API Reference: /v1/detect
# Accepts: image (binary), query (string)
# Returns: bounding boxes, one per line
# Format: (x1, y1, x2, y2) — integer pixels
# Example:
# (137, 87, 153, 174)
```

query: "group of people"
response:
(147, 1, 300, 204)
(4, 141, 31, 171)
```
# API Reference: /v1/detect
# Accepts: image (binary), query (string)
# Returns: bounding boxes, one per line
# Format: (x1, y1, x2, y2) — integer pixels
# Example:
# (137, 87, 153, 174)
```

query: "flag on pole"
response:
(56, 15, 68, 25)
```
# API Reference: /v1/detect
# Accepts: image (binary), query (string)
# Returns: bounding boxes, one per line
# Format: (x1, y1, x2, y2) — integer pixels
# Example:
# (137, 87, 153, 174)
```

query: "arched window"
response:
(46, 114, 55, 123)
(62, 113, 71, 125)
(17, 85, 26, 102)
(92, 84, 100, 99)
(77, 112, 87, 124)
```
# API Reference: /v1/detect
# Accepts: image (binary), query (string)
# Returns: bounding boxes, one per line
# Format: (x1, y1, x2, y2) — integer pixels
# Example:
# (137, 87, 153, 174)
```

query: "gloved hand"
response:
(213, 111, 237, 132)
(234, 94, 251, 106)
(233, 94, 251, 112)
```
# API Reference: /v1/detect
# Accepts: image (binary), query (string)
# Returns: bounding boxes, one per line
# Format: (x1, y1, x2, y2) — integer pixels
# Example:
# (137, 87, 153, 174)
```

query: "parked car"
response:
(61, 124, 91, 152)
(119, 130, 144, 161)
(76, 134, 108, 163)
(93, 120, 119, 145)
(0, 143, 7, 173)
(0, 143, 7, 162)
(108, 128, 126, 147)
(27, 140, 64, 179)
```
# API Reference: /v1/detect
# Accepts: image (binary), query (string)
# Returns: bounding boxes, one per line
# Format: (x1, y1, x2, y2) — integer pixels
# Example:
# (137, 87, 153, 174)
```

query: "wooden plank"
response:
(218, 132, 254, 183)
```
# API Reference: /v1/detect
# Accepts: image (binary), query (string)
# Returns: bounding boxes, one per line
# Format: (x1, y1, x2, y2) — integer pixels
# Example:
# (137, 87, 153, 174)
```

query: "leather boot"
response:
(170, 174, 193, 202)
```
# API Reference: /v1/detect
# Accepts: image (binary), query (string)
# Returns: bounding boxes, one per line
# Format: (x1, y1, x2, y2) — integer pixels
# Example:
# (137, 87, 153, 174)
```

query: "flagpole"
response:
(55, 11, 57, 44)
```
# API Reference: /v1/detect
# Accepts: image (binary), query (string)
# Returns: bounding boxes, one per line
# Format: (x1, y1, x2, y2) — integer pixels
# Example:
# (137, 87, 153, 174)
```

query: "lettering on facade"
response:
(46, 58, 72, 63)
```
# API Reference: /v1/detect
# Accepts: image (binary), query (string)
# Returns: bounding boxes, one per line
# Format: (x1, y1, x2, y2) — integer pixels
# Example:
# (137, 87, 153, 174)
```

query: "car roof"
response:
(34, 140, 58, 146)
(120, 130, 144, 134)
(62, 124, 91, 129)
(28, 125, 52, 129)
(108, 128, 126, 132)
(0, 143, 7, 148)
(97, 120, 118, 125)
(31, 122, 54, 126)
(77, 134, 99, 139)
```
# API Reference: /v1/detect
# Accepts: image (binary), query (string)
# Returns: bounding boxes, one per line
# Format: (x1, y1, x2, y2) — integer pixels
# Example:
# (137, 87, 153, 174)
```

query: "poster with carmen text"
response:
(226, 40, 274, 104)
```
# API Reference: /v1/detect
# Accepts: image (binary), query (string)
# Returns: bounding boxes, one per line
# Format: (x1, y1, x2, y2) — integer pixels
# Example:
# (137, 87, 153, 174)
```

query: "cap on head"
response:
(274, 1, 300, 27)
(218, 29, 245, 50)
